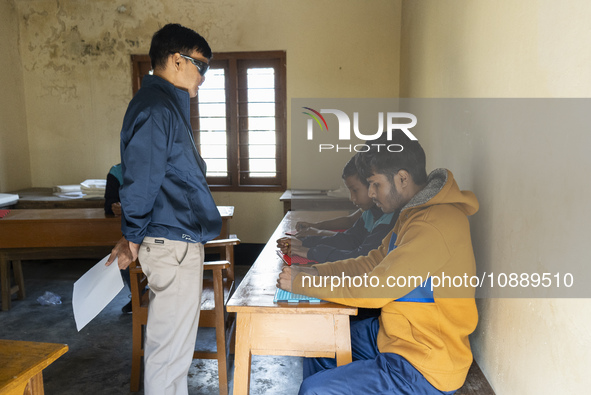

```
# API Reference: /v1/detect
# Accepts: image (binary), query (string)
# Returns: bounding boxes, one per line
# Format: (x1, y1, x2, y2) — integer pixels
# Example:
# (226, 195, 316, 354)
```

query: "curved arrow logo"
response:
(302, 107, 329, 131)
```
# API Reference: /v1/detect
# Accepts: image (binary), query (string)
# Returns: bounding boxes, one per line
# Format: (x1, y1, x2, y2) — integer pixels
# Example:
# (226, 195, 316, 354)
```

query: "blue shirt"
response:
(119, 75, 222, 244)
(108, 163, 123, 185)
(361, 208, 395, 233)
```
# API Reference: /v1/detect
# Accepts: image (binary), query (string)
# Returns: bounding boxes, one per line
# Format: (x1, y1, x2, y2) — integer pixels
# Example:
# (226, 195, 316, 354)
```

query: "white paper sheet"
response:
(0, 193, 19, 206)
(72, 255, 124, 331)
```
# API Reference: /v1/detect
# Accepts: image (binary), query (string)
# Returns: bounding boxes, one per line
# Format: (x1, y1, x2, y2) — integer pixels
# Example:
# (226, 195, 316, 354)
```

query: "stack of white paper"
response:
(53, 185, 84, 199)
(55, 184, 82, 193)
(80, 179, 107, 199)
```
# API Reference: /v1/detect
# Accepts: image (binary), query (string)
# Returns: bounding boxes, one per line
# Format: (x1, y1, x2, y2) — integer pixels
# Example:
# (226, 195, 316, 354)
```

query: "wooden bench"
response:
(457, 360, 495, 395)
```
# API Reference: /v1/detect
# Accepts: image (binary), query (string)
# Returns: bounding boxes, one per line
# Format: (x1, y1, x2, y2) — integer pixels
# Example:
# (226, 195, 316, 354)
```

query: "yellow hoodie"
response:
(292, 169, 479, 391)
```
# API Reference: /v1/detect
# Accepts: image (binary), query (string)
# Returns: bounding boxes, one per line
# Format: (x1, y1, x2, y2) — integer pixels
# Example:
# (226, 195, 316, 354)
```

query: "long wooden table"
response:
(227, 211, 357, 394)
(0, 339, 68, 395)
(0, 207, 234, 311)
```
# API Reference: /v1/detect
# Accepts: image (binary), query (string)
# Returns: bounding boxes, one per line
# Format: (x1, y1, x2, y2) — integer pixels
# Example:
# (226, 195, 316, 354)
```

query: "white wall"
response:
(400, 1, 591, 393)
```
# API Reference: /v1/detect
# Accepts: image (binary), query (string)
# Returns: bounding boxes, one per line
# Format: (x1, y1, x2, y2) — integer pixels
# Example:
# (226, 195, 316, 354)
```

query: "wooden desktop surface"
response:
(10, 187, 104, 209)
(0, 339, 68, 395)
(227, 210, 357, 394)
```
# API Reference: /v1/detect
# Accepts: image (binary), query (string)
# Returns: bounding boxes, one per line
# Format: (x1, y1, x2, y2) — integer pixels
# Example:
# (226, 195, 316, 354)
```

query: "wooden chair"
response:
(129, 237, 240, 395)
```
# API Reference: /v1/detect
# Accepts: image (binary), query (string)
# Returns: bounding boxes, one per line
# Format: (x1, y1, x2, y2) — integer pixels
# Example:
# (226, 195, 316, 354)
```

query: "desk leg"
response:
(233, 313, 252, 395)
(334, 314, 352, 366)
(1, 254, 10, 311)
(13, 260, 26, 299)
(27, 371, 45, 394)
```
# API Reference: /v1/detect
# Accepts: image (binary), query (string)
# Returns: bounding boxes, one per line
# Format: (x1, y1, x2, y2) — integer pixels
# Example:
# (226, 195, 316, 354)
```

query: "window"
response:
(132, 51, 287, 191)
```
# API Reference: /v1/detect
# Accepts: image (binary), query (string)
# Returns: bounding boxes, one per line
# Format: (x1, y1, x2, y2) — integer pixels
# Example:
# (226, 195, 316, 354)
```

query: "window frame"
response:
(131, 51, 287, 192)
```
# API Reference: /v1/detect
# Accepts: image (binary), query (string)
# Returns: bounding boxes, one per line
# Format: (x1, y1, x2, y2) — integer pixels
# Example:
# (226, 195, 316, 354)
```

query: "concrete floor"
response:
(0, 259, 304, 394)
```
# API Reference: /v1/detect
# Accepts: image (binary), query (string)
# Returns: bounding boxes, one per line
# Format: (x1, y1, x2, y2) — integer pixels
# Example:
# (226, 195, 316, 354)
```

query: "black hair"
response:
(342, 154, 369, 187)
(149, 23, 212, 70)
(356, 130, 428, 185)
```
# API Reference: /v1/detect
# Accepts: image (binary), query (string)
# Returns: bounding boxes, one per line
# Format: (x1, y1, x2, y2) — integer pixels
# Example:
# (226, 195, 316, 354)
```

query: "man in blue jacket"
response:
(107, 24, 221, 395)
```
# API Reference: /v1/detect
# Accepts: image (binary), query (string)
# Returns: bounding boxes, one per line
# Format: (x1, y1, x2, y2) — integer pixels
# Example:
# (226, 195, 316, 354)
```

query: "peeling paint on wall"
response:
(19, 10, 147, 72)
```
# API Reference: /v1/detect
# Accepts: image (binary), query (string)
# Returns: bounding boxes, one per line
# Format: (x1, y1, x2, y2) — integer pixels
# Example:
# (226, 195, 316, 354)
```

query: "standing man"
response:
(107, 24, 221, 395)
(278, 133, 479, 394)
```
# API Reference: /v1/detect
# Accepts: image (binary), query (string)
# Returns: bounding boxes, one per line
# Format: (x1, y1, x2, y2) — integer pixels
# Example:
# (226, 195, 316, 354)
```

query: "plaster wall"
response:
(400, 1, 591, 393)
(0, 0, 31, 192)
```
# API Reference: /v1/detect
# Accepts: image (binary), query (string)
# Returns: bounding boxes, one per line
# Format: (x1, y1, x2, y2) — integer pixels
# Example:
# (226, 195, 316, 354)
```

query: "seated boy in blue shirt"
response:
(278, 155, 399, 264)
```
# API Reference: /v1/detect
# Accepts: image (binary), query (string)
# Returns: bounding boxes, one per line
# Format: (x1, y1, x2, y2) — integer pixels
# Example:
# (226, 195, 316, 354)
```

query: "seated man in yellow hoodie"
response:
(277, 132, 479, 394)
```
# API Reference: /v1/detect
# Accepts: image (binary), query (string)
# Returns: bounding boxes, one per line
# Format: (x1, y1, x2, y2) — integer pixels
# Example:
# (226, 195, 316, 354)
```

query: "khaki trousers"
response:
(138, 237, 204, 395)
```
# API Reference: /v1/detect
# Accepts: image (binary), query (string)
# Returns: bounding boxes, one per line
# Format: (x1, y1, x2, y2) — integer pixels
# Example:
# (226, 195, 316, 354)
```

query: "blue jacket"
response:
(119, 75, 222, 244)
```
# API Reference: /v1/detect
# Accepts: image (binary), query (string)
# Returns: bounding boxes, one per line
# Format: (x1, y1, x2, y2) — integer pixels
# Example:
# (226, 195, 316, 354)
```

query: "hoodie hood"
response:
(402, 168, 478, 216)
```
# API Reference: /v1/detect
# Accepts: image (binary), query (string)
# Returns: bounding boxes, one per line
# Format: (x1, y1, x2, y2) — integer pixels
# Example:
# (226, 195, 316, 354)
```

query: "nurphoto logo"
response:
(302, 107, 418, 152)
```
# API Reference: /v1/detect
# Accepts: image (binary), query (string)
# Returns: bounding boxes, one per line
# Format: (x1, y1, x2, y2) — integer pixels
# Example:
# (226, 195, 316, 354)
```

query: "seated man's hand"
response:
(277, 266, 320, 293)
(277, 237, 291, 255)
(277, 266, 293, 292)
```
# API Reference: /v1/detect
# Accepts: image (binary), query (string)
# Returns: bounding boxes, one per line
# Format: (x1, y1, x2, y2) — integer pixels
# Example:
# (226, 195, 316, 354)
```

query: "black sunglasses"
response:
(179, 54, 209, 76)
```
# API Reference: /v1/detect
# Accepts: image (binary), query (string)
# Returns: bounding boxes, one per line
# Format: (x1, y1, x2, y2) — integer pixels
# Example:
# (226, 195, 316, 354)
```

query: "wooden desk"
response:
(0, 207, 234, 311)
(0, 339, 68, 395)
(280, 190, 356, 214)
(0, 209, 122, 249)
(227, 211, 357, 394)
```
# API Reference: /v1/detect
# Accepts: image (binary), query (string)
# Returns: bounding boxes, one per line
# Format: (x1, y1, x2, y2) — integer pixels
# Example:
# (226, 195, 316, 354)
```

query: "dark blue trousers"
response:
(299, 318, 456, 395)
